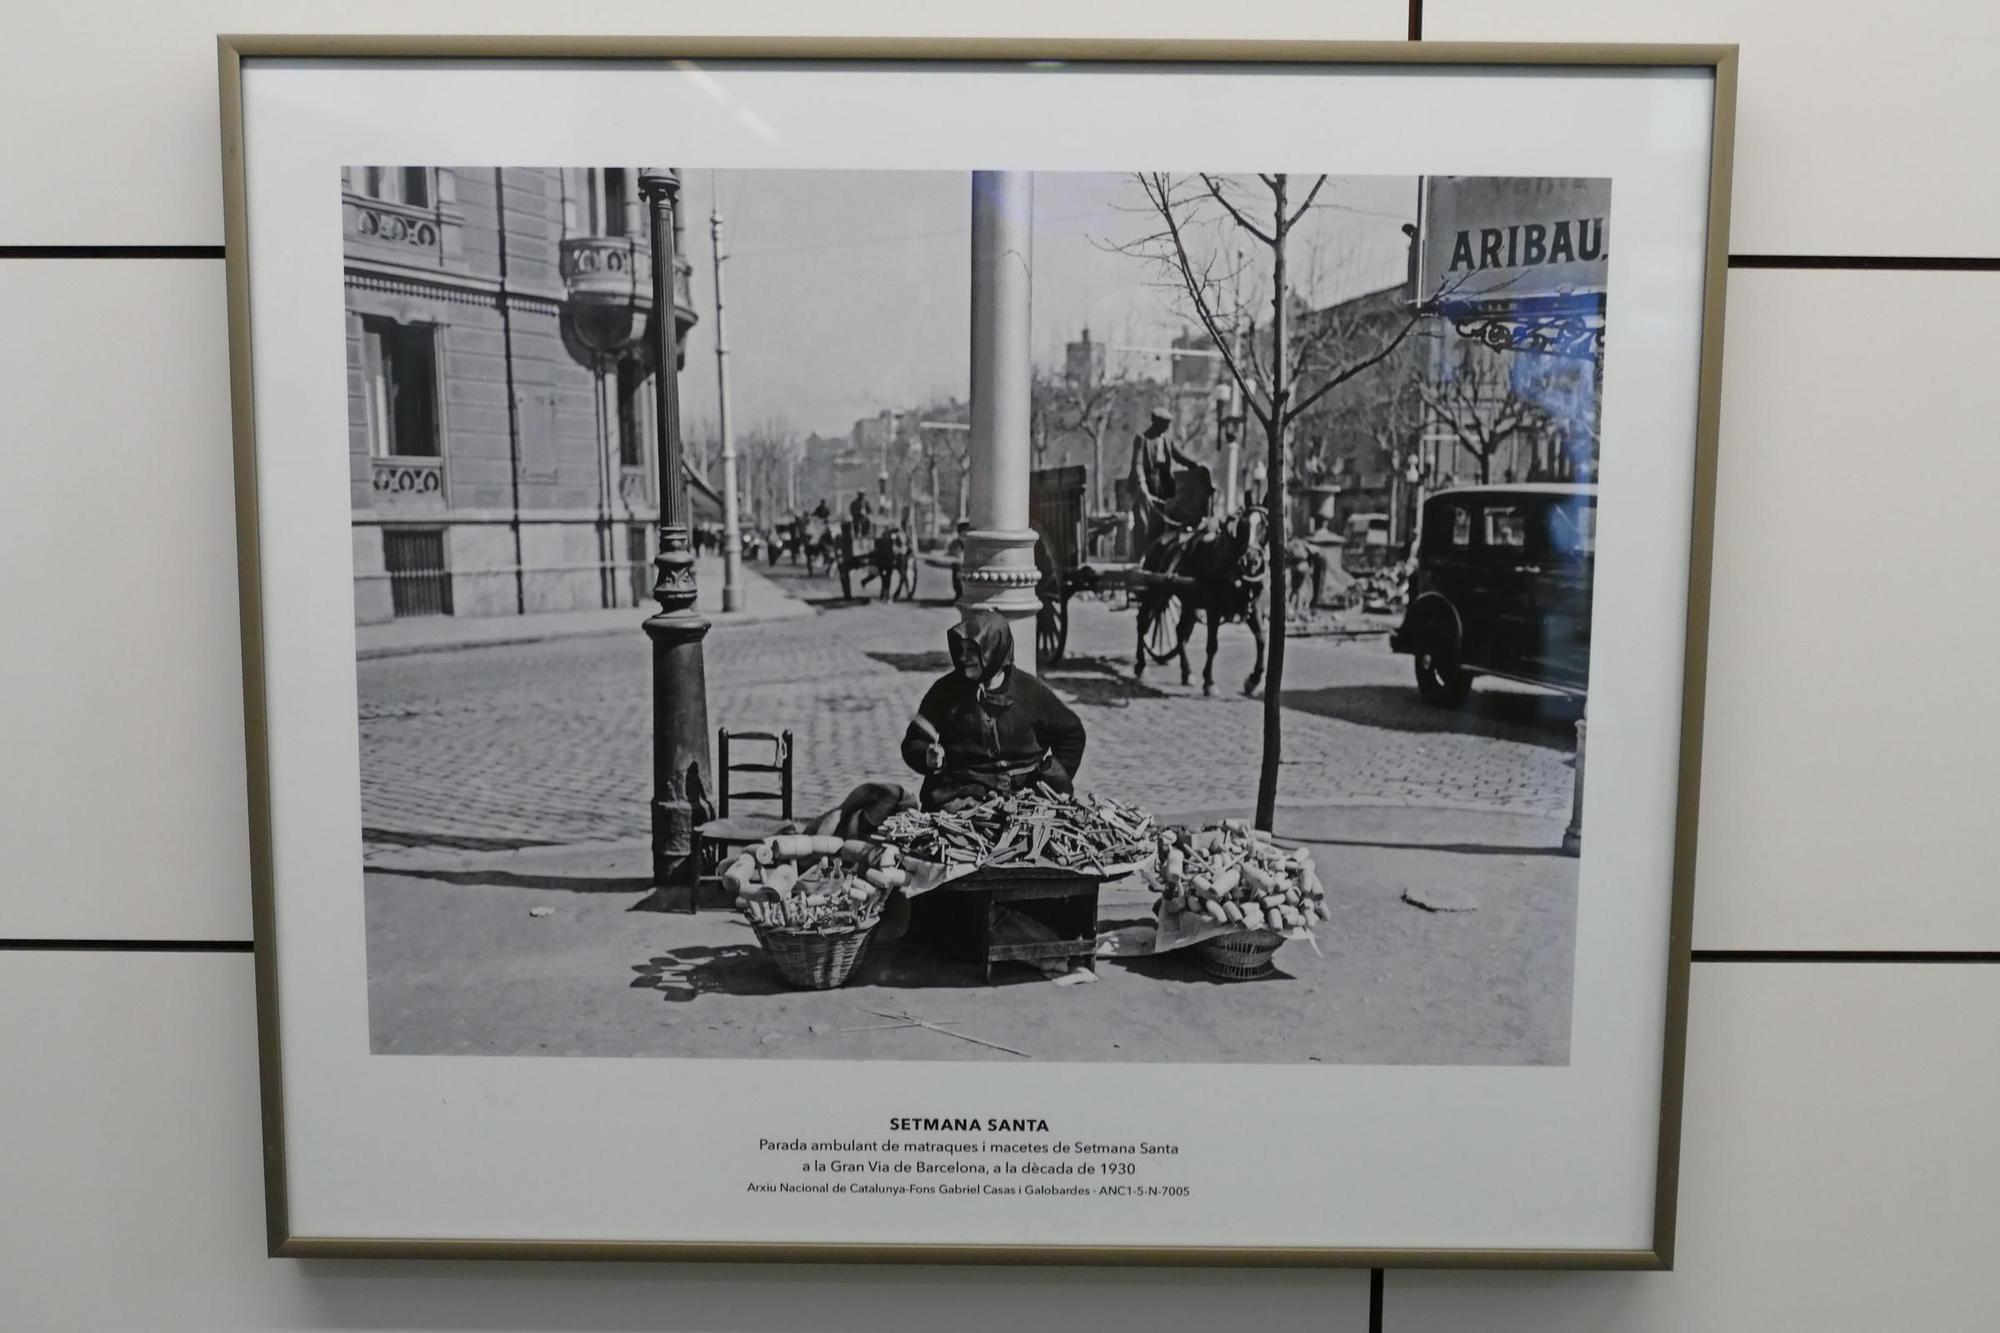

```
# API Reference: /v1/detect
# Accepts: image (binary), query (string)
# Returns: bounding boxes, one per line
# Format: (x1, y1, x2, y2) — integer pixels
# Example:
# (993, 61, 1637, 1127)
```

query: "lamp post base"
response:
(956, 527, 1043, 668)
(644, 592, 713, 889)
(1561, 717, 1586, 857)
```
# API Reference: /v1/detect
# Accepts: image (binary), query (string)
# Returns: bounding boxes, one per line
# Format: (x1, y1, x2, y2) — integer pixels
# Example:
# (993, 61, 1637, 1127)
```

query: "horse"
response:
(864, 528, 916, 601)
(1133, 506, 1270, 697)
(799, 517, 834, 576)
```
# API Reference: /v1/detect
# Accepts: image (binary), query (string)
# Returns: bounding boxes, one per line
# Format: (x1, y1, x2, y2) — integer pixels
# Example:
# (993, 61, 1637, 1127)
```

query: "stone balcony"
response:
(559, 235, 697, 360)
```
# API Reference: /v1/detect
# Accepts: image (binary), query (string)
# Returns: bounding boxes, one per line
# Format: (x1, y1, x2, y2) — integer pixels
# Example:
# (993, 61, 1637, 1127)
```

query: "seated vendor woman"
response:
(900, 607, 1087, 811)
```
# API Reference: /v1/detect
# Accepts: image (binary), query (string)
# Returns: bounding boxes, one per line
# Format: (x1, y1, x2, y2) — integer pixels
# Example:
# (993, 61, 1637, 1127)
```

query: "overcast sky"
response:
(673, 171, 1418, 439)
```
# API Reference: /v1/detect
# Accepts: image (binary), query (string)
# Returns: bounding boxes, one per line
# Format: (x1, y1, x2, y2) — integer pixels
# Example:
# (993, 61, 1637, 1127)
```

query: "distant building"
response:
(1064, 328, 1107, 388)
(1290, 274, 1602, 552)
(343, 166, 701, 623)
(1169, 327, 1220, 389)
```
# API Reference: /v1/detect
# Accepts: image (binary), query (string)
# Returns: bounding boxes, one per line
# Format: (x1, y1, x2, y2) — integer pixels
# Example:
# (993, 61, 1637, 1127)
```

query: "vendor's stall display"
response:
(725, 836, 907, 989)
(908, 865, 1106, 983)
(874, 785, 1156, 874)
(1152, 820, 1327, 979)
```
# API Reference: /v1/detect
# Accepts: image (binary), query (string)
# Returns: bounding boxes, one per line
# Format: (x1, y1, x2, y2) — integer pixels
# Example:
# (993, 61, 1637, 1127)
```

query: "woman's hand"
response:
(923, 743, 946, 773)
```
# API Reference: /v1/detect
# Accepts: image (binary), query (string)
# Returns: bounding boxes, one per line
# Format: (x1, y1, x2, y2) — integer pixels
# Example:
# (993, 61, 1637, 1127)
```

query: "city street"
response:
(359, 560, 1580, 853)
(360, 562, 1583, 1065)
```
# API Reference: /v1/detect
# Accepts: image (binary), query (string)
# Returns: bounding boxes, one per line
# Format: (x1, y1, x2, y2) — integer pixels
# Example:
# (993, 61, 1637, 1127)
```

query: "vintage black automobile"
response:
(1389, 483, 1596, 707)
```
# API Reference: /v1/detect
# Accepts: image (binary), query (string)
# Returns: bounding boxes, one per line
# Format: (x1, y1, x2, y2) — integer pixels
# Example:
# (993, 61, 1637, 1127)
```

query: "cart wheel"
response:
(1142, 593, 1184, 664)
(1037, 593, 1069, 667)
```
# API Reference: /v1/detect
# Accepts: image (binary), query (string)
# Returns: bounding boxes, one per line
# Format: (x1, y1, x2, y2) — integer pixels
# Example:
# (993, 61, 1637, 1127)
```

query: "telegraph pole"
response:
(709, 180, 745, 612)
(637, 169, 712, 891)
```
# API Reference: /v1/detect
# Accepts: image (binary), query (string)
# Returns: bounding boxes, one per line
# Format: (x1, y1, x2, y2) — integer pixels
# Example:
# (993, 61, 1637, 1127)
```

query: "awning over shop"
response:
(684, 461, 724, 524)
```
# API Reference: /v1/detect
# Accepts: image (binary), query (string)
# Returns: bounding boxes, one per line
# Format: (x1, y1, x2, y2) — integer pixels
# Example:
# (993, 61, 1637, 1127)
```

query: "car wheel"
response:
(1414, 638, 1473, 708)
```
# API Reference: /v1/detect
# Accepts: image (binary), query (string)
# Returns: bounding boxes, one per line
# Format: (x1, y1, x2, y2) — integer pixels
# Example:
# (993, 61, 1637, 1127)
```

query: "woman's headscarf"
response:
(947, 608, 1016, 709)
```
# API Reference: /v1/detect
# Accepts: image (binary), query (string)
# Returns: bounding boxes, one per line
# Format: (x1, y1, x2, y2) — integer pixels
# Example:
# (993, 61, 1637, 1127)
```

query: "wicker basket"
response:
(1189, 928, 1288, 980)
(752, 921, 877, 990)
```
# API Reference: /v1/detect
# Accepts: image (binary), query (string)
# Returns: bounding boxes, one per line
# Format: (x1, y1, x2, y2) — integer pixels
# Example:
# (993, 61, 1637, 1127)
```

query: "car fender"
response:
(1402, 592, 1462, 655)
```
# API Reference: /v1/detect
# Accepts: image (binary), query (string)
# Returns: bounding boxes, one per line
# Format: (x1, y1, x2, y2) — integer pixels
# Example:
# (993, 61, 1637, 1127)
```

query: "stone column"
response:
(961, 171, 1041, 666)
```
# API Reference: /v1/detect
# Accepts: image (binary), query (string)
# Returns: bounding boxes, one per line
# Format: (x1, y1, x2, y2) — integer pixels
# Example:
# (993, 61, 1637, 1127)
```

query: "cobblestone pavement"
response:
(357, 563, 1581, 852)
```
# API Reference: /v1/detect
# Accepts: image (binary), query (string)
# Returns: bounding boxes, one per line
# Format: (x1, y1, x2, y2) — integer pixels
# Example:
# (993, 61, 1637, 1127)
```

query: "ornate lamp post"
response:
(637, 169, 712, 888)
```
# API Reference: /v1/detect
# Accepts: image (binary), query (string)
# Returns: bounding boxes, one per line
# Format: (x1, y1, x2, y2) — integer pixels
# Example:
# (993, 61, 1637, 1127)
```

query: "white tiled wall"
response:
(1426, 0, 2000, 256)
(4, 3, 1997, 1330)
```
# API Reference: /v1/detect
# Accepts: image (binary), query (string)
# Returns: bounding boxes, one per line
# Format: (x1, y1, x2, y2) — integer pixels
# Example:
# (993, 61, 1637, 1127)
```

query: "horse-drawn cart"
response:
(1029, 464, 1216, 670)
(832, 523, 918, 602)
(916, 466, 1246, 683)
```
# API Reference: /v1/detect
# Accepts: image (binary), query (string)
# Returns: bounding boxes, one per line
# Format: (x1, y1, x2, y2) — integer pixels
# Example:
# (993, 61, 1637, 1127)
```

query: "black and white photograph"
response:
(349, 166, 1609, 1066)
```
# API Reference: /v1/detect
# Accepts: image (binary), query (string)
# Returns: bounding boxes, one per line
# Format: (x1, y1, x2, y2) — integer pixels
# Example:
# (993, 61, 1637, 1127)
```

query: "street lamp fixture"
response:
(637, 168, 713, 894)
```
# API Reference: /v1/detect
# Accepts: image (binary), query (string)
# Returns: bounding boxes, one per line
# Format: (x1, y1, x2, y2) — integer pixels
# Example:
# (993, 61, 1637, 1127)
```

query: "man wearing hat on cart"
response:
(1127, 405, 1201, 568)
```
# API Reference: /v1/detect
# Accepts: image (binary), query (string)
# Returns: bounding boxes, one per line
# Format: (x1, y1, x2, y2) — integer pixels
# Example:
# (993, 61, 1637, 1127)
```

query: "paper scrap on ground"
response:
(1402, 885, 1479, 913)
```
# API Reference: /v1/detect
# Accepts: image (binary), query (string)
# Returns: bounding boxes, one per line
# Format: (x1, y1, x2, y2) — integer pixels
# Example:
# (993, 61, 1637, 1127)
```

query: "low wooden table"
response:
(907, 865, 1103, 983)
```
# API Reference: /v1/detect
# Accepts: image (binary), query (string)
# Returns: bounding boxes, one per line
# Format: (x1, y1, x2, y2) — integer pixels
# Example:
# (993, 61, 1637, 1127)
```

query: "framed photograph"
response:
(220, 36, 1736, 1265)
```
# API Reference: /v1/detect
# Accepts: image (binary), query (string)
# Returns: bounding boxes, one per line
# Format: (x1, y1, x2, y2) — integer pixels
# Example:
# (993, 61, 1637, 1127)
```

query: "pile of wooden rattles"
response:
(1153, 819, 1329, 932)
(723, 834, 909, 933)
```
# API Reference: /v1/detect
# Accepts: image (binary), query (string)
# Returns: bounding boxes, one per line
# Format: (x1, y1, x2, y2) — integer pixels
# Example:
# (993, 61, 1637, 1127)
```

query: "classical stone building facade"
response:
(343, 166, 699, 622)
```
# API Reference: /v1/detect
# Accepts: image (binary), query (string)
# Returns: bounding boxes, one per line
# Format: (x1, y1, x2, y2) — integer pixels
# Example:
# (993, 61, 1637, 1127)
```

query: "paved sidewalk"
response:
(356, 557, 812, 659)
(362, 800, 1577, 1064)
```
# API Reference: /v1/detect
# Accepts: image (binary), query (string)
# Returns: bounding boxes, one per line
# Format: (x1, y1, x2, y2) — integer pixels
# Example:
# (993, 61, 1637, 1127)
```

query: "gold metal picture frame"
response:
(219, 34, 1737, 1268)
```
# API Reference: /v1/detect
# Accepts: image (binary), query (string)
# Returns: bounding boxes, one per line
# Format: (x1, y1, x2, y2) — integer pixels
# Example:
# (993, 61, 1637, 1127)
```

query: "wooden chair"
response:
(689, 728, 796, 913)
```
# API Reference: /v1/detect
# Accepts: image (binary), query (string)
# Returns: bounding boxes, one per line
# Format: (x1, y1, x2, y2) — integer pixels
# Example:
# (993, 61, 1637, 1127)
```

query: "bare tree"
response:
(682, 412, 721, 481)
(1033, 345, 1140, 513)
(908, 398, 970, 539)
(1116, 172, 1445, 828)
(1421, 346, 1551, 485)
(736, 417, 800, 530)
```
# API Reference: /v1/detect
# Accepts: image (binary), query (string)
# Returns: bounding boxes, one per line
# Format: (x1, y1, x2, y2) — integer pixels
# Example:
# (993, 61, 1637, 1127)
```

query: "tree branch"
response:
(1198, 173, 1276, 247)
(1134, 172, 1272, 431)
(1283, 302, 1434, 424)
(1284, 174, 1329, 231)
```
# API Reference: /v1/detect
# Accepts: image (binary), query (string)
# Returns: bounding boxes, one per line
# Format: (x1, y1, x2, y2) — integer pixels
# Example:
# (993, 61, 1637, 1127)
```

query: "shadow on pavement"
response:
(1309, 837, 1573, 859)
(633, 945, 790, 1002)
(1109, 953, 1300, 986)
(1046, 661, 1172, 708)
(805, 595, 885, 610)
(1279, 684, 1581, 751)
(379, 867, 654, 893)
(866, 650, 952, 673)
(363, 827, 562, 853)
(854, 940, 1059, 990)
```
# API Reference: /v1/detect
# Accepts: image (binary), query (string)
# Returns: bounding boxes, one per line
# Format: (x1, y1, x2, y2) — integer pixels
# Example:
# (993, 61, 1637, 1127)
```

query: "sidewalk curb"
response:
(356, 603, 817, 661)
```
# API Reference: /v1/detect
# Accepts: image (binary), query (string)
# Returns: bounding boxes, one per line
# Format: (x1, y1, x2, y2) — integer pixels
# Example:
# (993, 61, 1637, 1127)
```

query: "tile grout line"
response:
(1730, 254, 2000, 271)
(0, 244, 224, 259)
(1692, 950, 2000, 964)
(0, 939, 253, 953)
